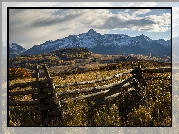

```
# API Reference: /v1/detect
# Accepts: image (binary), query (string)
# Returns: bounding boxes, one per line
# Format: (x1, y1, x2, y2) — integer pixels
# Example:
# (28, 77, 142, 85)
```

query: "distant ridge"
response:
(9, 29, 171, 59)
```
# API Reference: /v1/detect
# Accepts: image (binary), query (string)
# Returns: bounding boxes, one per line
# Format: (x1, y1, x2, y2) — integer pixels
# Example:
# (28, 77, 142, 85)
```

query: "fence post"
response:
(35, 64, 39, 81)
(34, 64, 48, 125)
(32, 64, 39, 102)
(37, 64, 61, 126)
(87, 103, 97, 126)
(133, 63, 149, 113)
(43, 64, 51, 80)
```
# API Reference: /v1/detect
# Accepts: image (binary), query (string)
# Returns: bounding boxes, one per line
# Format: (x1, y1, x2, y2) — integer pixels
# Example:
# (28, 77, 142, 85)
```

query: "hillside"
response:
(9, 47, 170, 76)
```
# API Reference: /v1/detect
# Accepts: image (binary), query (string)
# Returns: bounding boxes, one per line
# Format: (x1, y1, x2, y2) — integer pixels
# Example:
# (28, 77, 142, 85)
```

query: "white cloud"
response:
(125, 9, 151, 16)
(11, 8, 170, 33)
(143, 13, 171, 32)
(83, 9, 170, 32)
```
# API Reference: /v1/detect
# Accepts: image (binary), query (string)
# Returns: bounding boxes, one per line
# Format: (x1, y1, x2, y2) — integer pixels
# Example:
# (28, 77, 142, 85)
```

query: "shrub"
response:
(9, 67, 32, 80)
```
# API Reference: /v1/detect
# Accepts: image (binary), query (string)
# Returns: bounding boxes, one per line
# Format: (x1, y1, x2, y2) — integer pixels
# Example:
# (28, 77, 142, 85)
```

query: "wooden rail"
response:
(9, 89, 39, 96)
(9, 108, 41, 114)
(57, 75, 135, 97)
(55, 69, 133, 88)
(141, 68, 171, 73)
(9, 81, 35, 90)
(60, 83, 132, 105)
(9, 79, 50, 90)
(9, 100, 40, 106)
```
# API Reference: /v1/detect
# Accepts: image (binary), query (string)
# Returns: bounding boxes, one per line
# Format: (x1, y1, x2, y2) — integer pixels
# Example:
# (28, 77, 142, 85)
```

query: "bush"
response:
(9, 67, 32, 80)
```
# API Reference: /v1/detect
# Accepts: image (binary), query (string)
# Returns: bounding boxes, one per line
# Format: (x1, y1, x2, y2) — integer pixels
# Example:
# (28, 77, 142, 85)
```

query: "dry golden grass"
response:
(8, 62, 171, 126)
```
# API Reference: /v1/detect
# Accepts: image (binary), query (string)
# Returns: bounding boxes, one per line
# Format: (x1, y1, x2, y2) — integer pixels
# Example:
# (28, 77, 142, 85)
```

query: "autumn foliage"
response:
(9, 67, 32, 80)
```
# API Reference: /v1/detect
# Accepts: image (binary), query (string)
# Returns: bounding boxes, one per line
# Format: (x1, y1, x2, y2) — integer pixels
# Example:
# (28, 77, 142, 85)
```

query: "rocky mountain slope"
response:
(9, 43, 26, 58)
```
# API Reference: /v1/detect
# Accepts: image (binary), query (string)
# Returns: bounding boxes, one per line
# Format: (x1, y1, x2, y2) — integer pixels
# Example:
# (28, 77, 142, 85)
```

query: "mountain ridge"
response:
(9, 29, 171, 59)
(9, 43, 27, 58)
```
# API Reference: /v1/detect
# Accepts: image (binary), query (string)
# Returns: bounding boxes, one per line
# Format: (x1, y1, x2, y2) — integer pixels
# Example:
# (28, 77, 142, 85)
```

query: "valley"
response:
(9, 48, 171, 77)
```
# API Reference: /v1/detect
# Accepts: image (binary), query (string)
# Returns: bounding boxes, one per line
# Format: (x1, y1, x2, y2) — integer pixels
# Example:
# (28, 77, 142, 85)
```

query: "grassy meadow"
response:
(8, 61, 171, 126)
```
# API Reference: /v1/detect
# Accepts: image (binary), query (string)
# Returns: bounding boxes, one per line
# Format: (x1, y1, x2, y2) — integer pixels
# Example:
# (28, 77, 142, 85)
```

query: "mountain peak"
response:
(137, 34, 152, 41)
(9, 43, 27, 58)
(10, 43, 19, 48)
(139, 34, 147, 37)
(87, 29, 96, 33)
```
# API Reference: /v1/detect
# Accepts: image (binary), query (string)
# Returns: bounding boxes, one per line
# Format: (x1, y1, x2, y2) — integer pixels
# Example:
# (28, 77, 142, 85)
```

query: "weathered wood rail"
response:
(8, 62, 171, 126)
(55, 69, 133, 88)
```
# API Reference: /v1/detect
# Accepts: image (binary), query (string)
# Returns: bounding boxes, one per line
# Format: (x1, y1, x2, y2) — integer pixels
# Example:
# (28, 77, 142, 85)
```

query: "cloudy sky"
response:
(2, 2, 179, 49)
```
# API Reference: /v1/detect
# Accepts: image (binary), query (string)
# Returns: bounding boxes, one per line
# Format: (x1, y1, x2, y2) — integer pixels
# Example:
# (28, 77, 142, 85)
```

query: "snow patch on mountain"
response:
(9, 43, 27, 58)
(154, 39, 171, 48)
(10, 43, 26, 53)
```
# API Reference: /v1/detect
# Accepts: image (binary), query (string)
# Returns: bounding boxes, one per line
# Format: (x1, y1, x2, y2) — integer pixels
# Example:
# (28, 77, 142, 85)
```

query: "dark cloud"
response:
(88, 15, 157, 31)
(126, 18, 156, 26)
(32, 17, 60, 27)
(31, 10, 84, 27)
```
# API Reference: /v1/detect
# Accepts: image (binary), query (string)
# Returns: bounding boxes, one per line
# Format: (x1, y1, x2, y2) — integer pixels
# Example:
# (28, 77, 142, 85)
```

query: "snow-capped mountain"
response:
(9, 43, 26, 58)
(10, 29, 171, 58)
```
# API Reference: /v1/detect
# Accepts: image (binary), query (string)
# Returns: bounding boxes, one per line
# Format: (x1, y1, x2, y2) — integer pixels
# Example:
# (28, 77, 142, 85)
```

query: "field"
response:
(8, 60, 171, 126)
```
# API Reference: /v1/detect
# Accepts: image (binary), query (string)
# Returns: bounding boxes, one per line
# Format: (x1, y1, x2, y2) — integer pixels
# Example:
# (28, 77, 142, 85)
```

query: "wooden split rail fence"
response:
(9, 63, 171, 126)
